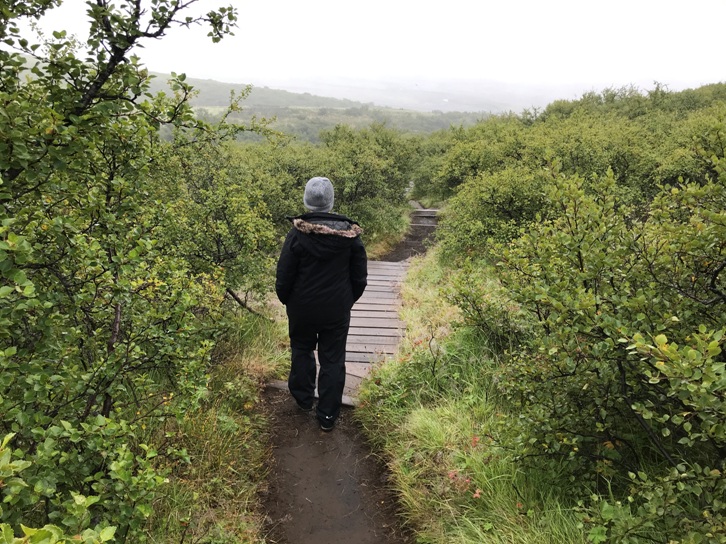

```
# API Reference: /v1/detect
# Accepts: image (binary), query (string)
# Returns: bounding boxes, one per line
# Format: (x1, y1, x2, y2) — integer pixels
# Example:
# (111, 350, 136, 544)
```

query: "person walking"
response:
(275, 177, 368, 432)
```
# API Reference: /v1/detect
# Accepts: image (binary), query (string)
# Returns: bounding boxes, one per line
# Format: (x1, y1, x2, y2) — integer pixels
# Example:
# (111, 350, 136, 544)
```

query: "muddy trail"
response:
(258, 207, 437, 544)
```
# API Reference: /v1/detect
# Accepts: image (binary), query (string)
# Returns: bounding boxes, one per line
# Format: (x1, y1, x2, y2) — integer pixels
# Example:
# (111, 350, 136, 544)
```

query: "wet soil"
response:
(258, 207, 437, 544)
(259, 388, 412, 544)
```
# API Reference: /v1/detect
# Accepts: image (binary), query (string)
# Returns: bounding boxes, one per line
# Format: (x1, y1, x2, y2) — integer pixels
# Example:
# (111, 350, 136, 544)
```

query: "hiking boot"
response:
(319, 416, 335, 432)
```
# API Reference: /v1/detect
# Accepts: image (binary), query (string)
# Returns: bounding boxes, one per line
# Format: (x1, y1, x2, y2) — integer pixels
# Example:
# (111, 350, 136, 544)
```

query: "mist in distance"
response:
(227, 74, 714, 114)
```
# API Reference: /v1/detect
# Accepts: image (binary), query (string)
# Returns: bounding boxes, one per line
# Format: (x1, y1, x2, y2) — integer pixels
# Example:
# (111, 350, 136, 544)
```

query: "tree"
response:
(1, 1, 239, 539)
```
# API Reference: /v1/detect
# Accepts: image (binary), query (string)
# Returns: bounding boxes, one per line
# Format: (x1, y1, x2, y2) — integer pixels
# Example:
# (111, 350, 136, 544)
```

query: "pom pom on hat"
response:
(303, 177, 334, 213)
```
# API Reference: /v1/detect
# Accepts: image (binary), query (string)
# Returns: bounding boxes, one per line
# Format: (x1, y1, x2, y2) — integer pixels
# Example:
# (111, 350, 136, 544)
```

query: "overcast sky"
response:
(26, 0, 726, 97)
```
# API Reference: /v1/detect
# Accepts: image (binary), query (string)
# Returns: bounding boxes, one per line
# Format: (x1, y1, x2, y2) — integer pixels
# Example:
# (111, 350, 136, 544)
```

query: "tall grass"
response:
(146, 310, 288, 543)
(356, 250, 585, 543)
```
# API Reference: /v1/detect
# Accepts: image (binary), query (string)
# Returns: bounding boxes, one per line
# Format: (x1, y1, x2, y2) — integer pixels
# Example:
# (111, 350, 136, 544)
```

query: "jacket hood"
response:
(288, 212, 362, 260)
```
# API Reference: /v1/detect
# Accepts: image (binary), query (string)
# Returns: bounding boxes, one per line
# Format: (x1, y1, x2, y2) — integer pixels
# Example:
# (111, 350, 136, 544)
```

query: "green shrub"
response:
(493, 169, 726, 542)
(437, 166, 552, 260)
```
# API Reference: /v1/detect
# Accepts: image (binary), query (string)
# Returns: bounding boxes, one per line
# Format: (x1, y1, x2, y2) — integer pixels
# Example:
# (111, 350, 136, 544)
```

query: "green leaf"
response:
(99, 526, 116, 541)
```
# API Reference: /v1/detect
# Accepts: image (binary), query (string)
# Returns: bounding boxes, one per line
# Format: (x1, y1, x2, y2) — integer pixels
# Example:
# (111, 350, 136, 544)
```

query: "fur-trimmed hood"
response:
(286, 212, 363, 261)
(292, 218, 363, 238)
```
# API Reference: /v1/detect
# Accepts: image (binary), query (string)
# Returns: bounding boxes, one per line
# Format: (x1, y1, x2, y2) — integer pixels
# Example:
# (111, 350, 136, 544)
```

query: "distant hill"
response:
(149, 72, 488, 142)
(148, 73, 365, 109)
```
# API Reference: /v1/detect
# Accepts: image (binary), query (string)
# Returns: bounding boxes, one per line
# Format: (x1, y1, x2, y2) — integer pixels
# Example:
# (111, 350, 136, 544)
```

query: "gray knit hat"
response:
(303, 177, 334, 213)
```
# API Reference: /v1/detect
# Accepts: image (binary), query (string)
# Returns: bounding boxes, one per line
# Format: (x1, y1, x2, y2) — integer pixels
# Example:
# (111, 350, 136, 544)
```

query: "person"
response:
(275, 177, 368, 432)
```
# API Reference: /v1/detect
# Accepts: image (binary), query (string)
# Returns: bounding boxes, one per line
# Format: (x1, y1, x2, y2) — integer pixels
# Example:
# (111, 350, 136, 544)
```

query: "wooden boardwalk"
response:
(344, 260, 408, 401)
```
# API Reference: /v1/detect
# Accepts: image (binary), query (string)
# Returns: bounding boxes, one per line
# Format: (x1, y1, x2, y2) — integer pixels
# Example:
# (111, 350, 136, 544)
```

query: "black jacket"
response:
(275, 212, 367, 320)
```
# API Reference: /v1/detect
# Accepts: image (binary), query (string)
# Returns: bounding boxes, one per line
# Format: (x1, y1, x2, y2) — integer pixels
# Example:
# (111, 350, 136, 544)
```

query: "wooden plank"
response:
(353, 301, 399, 309)
(369, 261, 407, 268)
(359, 292, 398, 300)
(346, 343, 397, 353)
(347, 335, 400, 345)
(345, 353, 393, 365)
(368, 277, 401, 282)
(367, 271, 405, 278)
(355, 298, 399, 306)
(352, 309, 399, 315)
(363, 286, 397, 293)
(349, 324, 403, 334)
(351, 310, 400, 319)
(350, 317, 404, 328)
(344, 378, 362, 397)
(345, 352, 389, 363)
(369, 266, 402, 271)
(368, 264, 406, 272)
(365, 285, 400, 291)
(349, 326, 403, 337)
(346, 362, 374, 378)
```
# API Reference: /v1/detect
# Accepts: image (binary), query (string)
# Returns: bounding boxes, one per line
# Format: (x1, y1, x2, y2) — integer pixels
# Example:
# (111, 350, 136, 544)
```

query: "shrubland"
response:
(3, 3, 725, 542)
(359, 83, 726, 543)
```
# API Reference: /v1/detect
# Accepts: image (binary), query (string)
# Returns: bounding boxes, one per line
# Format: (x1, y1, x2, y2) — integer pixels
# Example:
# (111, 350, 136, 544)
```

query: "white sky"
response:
(23, 0, 726, 93)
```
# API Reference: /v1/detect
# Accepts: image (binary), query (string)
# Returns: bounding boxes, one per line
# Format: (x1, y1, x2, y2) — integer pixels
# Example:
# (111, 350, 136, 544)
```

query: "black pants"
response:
(287, 311, 350, 422)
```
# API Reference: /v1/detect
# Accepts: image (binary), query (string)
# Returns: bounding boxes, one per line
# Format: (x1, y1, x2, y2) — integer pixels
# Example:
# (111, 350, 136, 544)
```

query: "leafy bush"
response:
(437, 166, 552, 260)
(444, 260, 534, 354)
(0, 2, 242, 540)
(0, 433, 116, 543)
(493, 169, 726, 542)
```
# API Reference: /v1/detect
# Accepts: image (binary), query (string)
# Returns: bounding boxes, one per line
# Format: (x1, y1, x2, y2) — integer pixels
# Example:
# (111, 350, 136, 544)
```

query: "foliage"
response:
(0, 433, 116, 543)
(229, 123, 418, 247)
(151, 114, 277, 304)
(408, 129, 455, 207)
(356, 252, 584, 542)
(145, 312, 283, 544)
(443, 259, 533, 355)
(407, 84, 726, 542)
(426, 116, 527, 201)
(429, 87, 726, 265)
(0, 1, 241, 540)
(437, 166, 552, 259)
(318, 123, 416, 242)
(493, 169, 726, 542)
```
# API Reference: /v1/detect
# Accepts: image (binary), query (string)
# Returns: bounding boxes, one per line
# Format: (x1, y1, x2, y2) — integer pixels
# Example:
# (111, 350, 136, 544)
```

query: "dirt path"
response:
(259, 388, 411, 544)
(258, 208, 437, 544)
